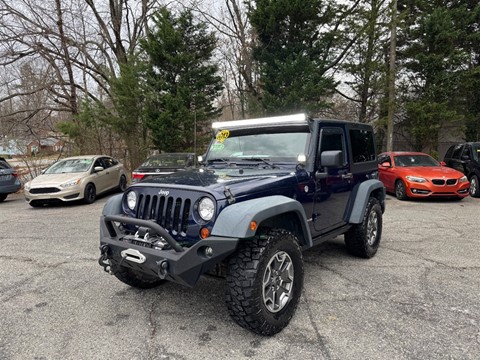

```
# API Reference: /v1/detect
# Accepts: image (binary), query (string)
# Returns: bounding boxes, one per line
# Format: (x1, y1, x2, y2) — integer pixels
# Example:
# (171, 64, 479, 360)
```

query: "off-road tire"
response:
(344, 197, 382, 258)
(470, 175, 480, 197)
(225, 228, 304, 336)
(118, 175, 127, 192)
(83, 183, 96, 204)
(111, 264, 164, 289)
(395, 179, 408, 200)
(0, 193, 7, 202)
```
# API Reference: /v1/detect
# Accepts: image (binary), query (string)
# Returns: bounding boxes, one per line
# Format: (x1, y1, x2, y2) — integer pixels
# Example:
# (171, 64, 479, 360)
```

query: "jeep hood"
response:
(135, 167, 301, 199)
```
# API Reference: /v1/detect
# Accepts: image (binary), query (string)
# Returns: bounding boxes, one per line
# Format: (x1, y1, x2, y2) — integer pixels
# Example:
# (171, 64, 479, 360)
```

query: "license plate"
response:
(0, 175, 11, 181)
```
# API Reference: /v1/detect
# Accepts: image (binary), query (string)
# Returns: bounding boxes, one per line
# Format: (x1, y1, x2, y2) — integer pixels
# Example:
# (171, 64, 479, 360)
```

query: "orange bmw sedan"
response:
(378, 152, 470, 200)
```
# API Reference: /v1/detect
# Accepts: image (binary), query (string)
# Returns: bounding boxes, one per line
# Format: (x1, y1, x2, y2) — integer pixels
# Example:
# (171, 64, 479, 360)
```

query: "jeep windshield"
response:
(206, 130, 309, 166)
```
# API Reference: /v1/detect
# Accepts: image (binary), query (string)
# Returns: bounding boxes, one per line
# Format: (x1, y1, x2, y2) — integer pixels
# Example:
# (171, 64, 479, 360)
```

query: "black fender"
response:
(211, 195, 313, 247)
(346, 179, 386, 224)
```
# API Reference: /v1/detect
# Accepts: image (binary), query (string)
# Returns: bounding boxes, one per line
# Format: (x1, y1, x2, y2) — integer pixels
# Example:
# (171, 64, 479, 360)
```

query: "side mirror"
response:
(94, 166, 104, 172)
(320, 150, 343, 168)
(315, 150, 343, 180)
(380, 161, 391, 168)
(461, 155, 470, 161)
(440, 161, 447, 166)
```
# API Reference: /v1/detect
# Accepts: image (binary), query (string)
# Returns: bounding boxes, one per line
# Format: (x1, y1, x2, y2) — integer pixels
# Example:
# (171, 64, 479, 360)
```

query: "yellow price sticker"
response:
(216, 130, 230, 143)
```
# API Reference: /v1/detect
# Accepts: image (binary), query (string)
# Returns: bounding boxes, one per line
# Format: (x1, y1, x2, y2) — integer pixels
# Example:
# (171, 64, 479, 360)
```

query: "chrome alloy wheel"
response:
(470, 177, 478, 196)
(262, 251, 294, 313)
(366, 210, 379, 246)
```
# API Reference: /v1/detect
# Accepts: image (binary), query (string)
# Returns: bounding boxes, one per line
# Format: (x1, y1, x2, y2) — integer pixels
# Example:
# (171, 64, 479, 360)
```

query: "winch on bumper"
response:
(98, 215, 239, 288)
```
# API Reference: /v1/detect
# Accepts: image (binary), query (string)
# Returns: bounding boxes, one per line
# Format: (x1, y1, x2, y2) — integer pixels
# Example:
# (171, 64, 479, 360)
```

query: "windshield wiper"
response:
(207, 158, 230, 163)
(241, 157, 278, 168)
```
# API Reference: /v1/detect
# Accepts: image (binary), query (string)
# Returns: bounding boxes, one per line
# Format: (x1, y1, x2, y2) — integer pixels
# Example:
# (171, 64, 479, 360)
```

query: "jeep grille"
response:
(136, 194, 191, 235)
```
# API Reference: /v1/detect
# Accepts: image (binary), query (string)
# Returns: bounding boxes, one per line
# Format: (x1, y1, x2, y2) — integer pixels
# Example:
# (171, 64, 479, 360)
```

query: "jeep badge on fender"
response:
(98, 113, 386, 335)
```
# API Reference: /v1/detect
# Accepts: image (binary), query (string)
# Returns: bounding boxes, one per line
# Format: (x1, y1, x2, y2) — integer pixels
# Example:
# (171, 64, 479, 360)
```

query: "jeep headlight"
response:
(198, 197, 215, 221)
(405, 176, 427, 183)
(126, 191, 137, 210)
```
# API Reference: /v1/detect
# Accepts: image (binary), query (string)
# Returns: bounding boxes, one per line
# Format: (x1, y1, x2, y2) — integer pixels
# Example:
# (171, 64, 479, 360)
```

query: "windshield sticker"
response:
(211, 143, 225, 151)
(216, 130, 230, 143)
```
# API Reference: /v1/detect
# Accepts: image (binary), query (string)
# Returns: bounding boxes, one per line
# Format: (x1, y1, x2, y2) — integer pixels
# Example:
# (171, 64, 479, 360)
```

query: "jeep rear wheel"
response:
(111, 264, 164, 289)
(225, 228, 304, 336)
(344, 197, 382, 258)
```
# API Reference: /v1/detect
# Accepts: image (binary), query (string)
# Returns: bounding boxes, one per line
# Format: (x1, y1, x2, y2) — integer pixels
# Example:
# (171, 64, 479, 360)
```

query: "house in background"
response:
(27, 137, 65, 155)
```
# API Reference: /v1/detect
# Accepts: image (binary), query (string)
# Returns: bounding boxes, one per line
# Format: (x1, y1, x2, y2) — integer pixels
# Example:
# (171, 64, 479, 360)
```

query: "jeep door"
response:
(313, 127, 352, 234)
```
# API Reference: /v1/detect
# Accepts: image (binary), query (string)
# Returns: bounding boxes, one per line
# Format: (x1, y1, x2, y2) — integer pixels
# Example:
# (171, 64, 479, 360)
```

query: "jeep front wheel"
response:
(344, 197, 382, 258)
(111, 264, 164, 289)
(225, 228, 304, 336)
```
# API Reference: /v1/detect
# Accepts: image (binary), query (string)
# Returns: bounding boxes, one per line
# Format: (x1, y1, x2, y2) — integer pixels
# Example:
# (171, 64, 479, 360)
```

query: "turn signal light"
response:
(250, 221, 257, 231)
(200, 227, 210, 239)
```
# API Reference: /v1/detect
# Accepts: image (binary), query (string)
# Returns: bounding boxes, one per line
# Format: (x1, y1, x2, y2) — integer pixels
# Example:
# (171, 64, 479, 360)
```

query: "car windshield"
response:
(394, 155, 439, 167)
(141, 154, 191, 168)
(206, 131, 309, 163)
(44, 158, 93, 174)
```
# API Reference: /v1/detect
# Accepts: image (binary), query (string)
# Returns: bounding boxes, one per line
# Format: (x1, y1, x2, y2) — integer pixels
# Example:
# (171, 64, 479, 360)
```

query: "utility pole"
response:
(386, 0, 397, 152)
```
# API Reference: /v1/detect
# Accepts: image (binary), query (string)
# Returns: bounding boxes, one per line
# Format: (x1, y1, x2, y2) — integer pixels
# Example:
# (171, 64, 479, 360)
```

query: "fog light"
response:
(205, 247, 213, 257)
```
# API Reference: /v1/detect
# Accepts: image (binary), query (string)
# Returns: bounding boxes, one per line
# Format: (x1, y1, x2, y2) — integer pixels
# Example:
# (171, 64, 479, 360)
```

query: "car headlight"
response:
(459, 176, 468, 183)
(126, 191, 137, 210)
(405, 176, 427, 183)
(60, 179, 81, 188)
(24, 182, 31, 191)
(198, 197, 215, 221)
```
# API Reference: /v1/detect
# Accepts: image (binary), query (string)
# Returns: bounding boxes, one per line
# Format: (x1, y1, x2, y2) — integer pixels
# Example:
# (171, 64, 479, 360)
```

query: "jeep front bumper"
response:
(99, 215, 239, 287)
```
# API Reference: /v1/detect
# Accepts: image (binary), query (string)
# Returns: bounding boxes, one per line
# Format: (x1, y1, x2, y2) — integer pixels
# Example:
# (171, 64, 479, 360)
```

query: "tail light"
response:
(12, 172, 18, 178)
(132, 172, 145, 181)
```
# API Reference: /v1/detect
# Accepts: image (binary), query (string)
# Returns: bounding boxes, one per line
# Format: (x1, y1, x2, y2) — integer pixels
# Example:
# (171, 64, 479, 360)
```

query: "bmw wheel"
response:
(395, 179, 408, 200)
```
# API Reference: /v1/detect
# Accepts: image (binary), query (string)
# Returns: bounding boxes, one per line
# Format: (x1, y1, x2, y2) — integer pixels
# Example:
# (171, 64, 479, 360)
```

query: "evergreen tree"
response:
(248, 0, 351, 115)
(398, 1, 470, 152)
(142, 8, 223, 152)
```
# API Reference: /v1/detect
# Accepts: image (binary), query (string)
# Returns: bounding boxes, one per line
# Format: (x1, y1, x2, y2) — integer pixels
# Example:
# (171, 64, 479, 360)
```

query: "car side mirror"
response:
(315, 150, 343, 180)
(380, 161, 391, 168)
(440, 161, 447, 166)
(461, 155, 470, 161)
(94, 166, 104, 172)
(320, 150, 343, 168)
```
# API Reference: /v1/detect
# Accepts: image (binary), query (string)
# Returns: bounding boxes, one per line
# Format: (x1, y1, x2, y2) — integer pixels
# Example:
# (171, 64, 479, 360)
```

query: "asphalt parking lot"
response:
(0, 192, 479, 360)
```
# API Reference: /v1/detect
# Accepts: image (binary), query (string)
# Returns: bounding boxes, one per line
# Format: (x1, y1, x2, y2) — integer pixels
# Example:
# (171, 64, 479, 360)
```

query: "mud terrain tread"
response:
(225, 228, 303, 336)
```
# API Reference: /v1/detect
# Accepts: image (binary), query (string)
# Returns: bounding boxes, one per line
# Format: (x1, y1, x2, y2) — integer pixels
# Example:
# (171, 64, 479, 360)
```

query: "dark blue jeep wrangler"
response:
(99, 113, 386, 335)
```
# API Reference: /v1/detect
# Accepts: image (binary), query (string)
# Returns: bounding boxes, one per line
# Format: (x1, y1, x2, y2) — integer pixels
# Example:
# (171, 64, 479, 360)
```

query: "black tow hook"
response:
(98, 245, 112, 274)
(157, 260, 169, 280)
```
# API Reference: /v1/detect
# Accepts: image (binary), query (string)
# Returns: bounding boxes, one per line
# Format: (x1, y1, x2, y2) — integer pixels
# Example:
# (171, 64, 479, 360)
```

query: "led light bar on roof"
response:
(212, 113, 307, 129)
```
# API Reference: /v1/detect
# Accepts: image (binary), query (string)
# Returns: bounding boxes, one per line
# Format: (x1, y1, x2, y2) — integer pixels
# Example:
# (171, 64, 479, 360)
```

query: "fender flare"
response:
(211, 195, 312, 246)
(347, 179, 385, 224)
(102, 193, 123, 216)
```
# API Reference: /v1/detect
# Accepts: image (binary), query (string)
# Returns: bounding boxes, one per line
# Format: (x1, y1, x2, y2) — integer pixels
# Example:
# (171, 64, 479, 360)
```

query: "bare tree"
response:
(0, 0, 159, 154)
